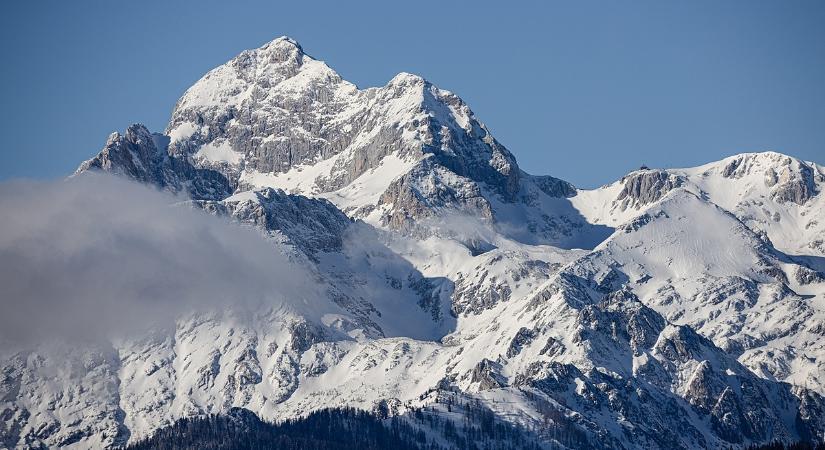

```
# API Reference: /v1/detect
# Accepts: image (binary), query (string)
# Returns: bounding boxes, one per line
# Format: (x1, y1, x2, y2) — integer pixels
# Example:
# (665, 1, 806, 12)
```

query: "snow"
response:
(240, 151, 346, 195)
(168, 122, 199, 143)
(177, 63, 253, 110)
(569, 152, 825, 259)
(597, 190, 768, 278)
(224, 190, 259, 203)
(321, 154, 417, 215)
(274, 58, 342, 94)
(194, 140, 243, 164)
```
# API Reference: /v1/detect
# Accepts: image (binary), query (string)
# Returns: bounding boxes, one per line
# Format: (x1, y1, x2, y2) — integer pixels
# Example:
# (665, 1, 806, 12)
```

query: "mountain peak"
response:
(388, 71, 427, 87)
(157, 39, 532, 228)
(267, 35, 302, 48)
(258, 35, 305, 59)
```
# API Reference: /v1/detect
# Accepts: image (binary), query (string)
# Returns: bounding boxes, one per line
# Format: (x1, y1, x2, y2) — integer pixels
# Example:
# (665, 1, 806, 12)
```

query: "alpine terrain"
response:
(2, 37, 825, 449)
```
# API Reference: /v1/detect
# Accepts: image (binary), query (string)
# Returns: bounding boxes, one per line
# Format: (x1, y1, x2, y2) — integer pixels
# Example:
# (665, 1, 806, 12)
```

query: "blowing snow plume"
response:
(0, 174, 320, 344)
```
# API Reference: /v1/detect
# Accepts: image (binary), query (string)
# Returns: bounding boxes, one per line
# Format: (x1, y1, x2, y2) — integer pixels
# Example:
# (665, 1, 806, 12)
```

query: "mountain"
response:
(2, 36, 825, 449)
(568, 154, 825, 391)
(88, 36, 602, 249)
(571, 151, 825, 259)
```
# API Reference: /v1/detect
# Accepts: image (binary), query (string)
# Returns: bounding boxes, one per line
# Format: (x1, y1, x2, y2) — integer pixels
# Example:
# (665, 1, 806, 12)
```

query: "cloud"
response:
(0, 174, 319, 343)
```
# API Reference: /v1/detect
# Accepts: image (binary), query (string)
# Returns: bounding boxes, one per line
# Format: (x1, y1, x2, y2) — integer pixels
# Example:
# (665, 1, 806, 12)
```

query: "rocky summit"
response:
(3, 37, 825, 449)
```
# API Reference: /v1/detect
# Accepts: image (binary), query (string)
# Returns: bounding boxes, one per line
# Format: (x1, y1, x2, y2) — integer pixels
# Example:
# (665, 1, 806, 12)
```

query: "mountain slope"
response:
(571, 152, 825, 259)
(565, 189, 825, 391)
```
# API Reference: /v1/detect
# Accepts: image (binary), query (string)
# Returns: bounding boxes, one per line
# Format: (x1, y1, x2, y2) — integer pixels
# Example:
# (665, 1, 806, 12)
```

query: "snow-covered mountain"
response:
(2, 36, 825, 449)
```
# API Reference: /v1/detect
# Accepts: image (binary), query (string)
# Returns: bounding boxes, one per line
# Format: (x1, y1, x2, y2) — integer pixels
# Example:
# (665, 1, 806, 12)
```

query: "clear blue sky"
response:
(1, 0, 823, 187)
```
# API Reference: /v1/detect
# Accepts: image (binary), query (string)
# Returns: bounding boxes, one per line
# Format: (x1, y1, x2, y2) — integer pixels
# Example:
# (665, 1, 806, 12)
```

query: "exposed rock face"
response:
(166, 38, 356, 179)
(470, 359, 506, 390)
(616, 170, 684, 210)
(376, 158, 495, 233)
(506, 327, 537, 358)
(76, 124, 165, 185)
(451, 253, 555, 316)
(507, 282, 825, 450)
(190, 188, 352, 257)
(585, 289, 666, 354)
(77, 124, 232, 200)
(796, 265, 825, 285)
(722, 152, 820, 205)
(531, 174, 576, 198)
